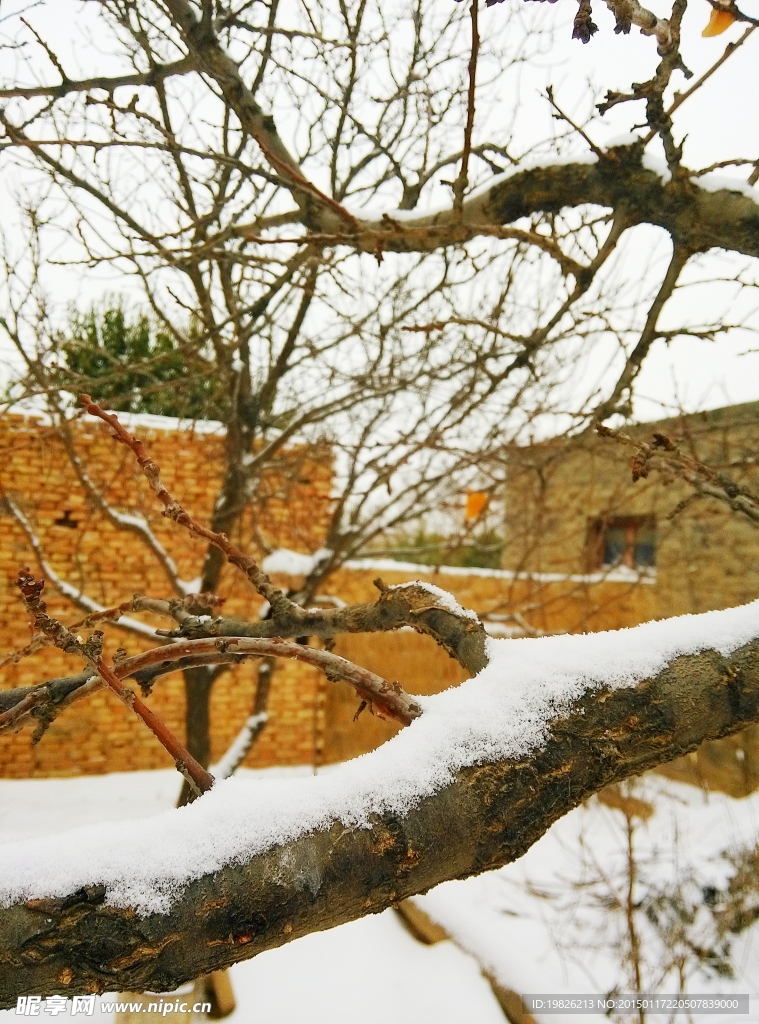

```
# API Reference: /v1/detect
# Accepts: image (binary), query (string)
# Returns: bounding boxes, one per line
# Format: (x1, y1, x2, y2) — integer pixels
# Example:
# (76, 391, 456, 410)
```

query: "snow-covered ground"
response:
(2, 768, 759, 1023)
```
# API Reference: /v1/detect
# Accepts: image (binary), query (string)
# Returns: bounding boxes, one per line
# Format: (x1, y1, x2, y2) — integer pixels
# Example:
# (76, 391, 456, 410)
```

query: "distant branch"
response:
(80, 395, 298, 618)
(596, 423, 759, 524)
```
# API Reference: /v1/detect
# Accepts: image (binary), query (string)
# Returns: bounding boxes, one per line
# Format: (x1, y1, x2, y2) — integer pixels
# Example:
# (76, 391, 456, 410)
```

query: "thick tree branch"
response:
(2, 631, 759, 1003)
(160, 0, 357, 230)
(0, 581, 477, 732)
(171, 580, 489, 676)
(243, 148, 759, 260)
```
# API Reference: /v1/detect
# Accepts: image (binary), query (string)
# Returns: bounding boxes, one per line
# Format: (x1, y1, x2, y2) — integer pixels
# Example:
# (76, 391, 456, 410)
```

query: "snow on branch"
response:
(5, 497, 160, 641)
(1, 600, 759, 1005)
(80, 395, 298, 618)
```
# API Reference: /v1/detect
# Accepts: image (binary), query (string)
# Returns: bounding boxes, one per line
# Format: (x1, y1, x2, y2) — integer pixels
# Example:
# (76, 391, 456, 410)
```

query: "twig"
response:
(115, 636, 423, 725)
(642, 27, 755, 146)
(452, 0, 480, 216)
(596, 424, 759, 524)
(15, 569, 215, 796)
(547, 86, 603, 157)
(55, 420, 189, 596)
(80, 395, 297, 619)
(0, 687, 49, 730)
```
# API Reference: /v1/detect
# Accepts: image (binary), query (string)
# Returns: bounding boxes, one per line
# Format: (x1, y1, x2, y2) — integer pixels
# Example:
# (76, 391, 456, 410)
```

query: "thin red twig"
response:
(79, 395, 295, 617)
(117, 636, 422, 726)
(15, 569, 214, 795)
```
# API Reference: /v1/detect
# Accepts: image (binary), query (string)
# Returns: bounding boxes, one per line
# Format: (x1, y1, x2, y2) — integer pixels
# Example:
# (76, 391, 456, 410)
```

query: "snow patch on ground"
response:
(1, 601, 758, 913)
(416, 773, 759, 1023)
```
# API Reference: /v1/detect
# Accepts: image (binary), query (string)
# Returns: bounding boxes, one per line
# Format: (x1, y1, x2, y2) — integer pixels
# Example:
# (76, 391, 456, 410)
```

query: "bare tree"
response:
(0, 0, 759, 1004)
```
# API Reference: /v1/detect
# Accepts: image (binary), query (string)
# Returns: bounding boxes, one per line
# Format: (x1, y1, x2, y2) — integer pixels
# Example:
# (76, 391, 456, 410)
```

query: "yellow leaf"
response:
(703, 8, 736, 35)
(465, 491, 488, 521)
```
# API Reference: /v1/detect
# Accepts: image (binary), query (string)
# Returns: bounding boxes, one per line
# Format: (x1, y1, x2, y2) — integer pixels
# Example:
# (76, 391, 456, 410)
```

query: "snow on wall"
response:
(261, 548, 332, 576)
(344, 555, 656, 585)
(1, 601, 758, 915)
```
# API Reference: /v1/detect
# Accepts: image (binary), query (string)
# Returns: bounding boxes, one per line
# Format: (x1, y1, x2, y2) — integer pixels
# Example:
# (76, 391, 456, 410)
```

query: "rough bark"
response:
(355, 148, 759, 260)
(176, 582, 489, 676)
(2, 638, 759, 1005)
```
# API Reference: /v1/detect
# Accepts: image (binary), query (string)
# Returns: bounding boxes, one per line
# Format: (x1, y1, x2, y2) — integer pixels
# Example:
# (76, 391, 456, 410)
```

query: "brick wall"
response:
(4, 405, 758, 797)
(0, 412, 331, 778)
(502, 402, 759, 622)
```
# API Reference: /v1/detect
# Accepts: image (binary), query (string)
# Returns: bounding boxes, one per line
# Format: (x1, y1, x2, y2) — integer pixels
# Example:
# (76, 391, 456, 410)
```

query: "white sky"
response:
(0, 0, 757, 421)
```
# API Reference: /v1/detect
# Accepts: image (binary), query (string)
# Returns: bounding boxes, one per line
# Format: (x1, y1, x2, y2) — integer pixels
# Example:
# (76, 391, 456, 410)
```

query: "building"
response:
(500, 400, 759, 794)
(0, 410, 333, 777)
(2, 403, 758, 798)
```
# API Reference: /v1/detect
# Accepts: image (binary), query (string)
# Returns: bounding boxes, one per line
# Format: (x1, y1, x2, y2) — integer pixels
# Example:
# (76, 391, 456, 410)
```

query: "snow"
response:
(352, 152, 600, 223)
(211, 713, 268, 780)
(104, 411, 226, 436)
(0, 770, 505, 1024)
(388, 581, 481, 622)
(221, 911, 505, 1024)
(415, 772, 759, 1023)
(605, 132, 643, 149)
(2, 772, 759, 1023)
(642, 153, 672, 185)
(261, 547, 332, 576)
(3, 404, 226, 436)
(637, 157, 759, 206)
(179, 577, 203, 596)
(345, 555, 657, 585)
(1, 600, 758, 915)
(692, 171, 759, 202)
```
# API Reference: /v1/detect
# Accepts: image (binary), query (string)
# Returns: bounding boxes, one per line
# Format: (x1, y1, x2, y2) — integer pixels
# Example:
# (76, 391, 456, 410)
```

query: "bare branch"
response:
(79, 395, 298, 618)
(116, 636, 422, 726)
(596, 423, 759, 524)
(15, 570, 214, 796)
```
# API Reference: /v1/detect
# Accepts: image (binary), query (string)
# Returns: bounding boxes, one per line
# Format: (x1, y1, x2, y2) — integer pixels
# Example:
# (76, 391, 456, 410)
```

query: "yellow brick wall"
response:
(0, 413, 332, 778)
(502, 403, 759, 622)
(4, 404, 757, 789)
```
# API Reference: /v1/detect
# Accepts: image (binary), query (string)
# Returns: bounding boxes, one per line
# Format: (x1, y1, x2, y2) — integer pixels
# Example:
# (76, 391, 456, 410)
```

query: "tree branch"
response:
(15, 569, 214, 797)
(0, 58, 195, 101)
(4, 497, 161, 641)
(115, 636, 422, 726)
(79, 395, 298, 619)
(2, 627, 759, 1003)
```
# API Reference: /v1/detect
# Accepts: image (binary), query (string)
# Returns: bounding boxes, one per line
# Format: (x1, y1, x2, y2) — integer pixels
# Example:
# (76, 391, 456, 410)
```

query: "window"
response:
(589, 515, 655, 570)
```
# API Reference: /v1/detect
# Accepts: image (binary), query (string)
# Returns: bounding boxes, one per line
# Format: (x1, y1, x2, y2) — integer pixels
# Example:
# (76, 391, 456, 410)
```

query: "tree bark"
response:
(2, 637, 759, 1005)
